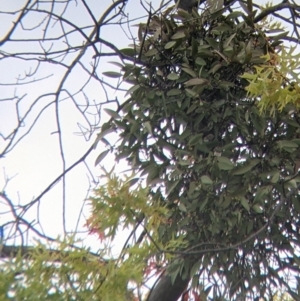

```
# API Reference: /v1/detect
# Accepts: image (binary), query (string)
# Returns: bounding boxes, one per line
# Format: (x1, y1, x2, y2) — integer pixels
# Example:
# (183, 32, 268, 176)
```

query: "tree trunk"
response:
(174, 0, 199, 12)
(147, 272, 190, 301)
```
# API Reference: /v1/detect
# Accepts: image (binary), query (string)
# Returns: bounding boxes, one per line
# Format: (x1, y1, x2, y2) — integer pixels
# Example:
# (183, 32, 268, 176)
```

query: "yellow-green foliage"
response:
(0, 238, 113, 300)
(271, 291, 295, 301)
(0, 171, 188, 300)
(241, 46, 300, 115)
(87, 170, 187, 255)
(0, 236, 144, 300)
(88, 169, 169, 240)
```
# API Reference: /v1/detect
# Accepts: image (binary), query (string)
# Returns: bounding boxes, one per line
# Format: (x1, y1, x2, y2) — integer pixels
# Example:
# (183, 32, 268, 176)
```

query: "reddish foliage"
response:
(192, 290, 201, 301)
(181, 290, 189, 301)
(84, 217, 106, 242)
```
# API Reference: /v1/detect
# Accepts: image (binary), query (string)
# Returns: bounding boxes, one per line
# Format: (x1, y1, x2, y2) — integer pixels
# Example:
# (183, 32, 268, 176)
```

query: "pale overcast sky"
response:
(0, 0, 167, 252)
(0, 0, 294, 254)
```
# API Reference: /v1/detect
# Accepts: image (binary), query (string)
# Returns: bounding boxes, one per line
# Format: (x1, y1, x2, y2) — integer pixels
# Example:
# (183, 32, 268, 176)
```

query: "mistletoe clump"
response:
(99, 6, 300, 300)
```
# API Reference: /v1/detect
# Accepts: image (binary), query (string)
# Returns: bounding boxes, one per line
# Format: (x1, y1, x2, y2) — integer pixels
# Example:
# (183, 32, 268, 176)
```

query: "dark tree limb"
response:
(0, 244, 100, 261)
(174, 0, 199, 12)
(147, 272, 190, 301)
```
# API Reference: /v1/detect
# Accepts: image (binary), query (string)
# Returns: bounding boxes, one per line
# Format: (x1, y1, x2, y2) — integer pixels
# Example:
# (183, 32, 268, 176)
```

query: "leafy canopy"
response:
(2, 1, 300, 301)
(97, 4, 300, 300)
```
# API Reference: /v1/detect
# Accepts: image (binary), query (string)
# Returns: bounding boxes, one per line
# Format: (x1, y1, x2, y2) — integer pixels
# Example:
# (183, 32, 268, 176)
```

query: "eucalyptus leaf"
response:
(125, 84, 140, 96)
(171, 31, 186, 39)
(252, 204, 263, 214)
(166, 180, 180, 197)
(165, 41, 176, 49)
(201, 175, 213, 185)
(188, 134, 203, 146)
(104, 108, 121, 119)
(167, 89, 182, 96)
(95, 149, 110, 166)
(167, 73, 179, 80)
(145, 48, 159, 56)
(217, 157, 234, 170)
(240, 197, 250, 212)
(232, 159, 260, 175)
(182, 67, 197, 77)
(144, 121, 152, 135)
(184, 78, 208, 86)
(277, 140, 298, 149)
(120, 48, 136, 56)
(195, 57, 206, 66)
(102, 71, 122, 78)
(179, 203, 187, 212)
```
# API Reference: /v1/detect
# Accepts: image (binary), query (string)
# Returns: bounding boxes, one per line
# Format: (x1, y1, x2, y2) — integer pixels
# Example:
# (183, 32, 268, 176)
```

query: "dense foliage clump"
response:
(99, 6, 300, 300)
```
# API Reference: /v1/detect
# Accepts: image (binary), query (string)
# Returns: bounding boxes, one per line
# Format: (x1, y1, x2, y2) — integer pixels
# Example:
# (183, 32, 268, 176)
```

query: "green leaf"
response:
(104, 108, 121, 119)
(178, 159, 192, 166)
(188, 133, 203, 146)
(144, 121, 152, 135)
(208, 63, 222, 74)
(108, 61, 124, 69)
(232, 159, 260, 175)
(146, 166, 159, 185)
(239, 0, 250, 14)
(102, 71, 122, 78)
(167, 89, 182, 96)
(199, 197, 209, 212)
(197, 143, 210, 154)
(145, 48, 158, 56)
(292, 197, 300, 213)
(240, 197, 250, 212)
(190, 261, 201, 277)
(277, 140, 298, 149)
(166, 180, 180, 197)
(219, 80, 235, 90)
(125, 178, 140, 187)
(167, 73, 179, 80)
(270, 171, 280, 183)
(223, 33, 236, 48)
(185, 88, 198, 97)
(125, 84, 140, 96)
(120, 48, 136, 57)
(171, 31, 186, 39)
(226, 11, 244, 19)
(188, 181, 196, 197)
(221, 197, 232, 209)
(195, 57, 206, 66)
(252, 204, 263, 214)
(206, 37, 219, 50)
(95, 149, 110, 166)
(94, 126, 114, 147)
(268, 29, 287, 35)
(165, 41, 176, 49)
(186, 103, 198, 114)
(179, 203, 187, 212)
(184, 78, 208, 86)
(182, 68, 197, 77)
(201, 175, 213, 185)
(169, 264, 181, 285)
(217, 156, 234, 170)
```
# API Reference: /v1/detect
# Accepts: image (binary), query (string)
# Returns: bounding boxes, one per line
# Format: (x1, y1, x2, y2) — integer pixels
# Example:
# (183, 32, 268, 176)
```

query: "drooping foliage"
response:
(97, 4, 300, 300)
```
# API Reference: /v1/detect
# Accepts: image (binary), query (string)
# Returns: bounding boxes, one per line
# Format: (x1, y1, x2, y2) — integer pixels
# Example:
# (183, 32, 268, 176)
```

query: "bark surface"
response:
(174, 0, 199, 12)
(147, 272, 190, 301)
